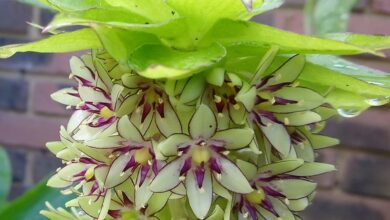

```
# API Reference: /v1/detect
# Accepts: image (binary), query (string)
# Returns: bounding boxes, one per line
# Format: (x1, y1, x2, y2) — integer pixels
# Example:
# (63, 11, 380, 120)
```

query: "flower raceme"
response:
(43, 51, 339, 220)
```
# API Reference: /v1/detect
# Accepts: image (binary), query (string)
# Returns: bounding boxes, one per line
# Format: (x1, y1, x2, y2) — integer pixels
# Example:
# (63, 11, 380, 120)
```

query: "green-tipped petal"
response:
(258, 159, 304, 175)
(105, 154, 133, 188)
(287, 162, 336, 176)
(180, 75, 206, 104)
(217, 157, 252, 193)
(189, 104, 217, 139)
(158, 134, 190, 157)
(206, 68, 225, 86)
(275, 111, 322, 126)
(50, 88, 81, 106)
(156, 102, 182, 137)
(150, 159, 183, 192)
(117, 115, 144, 142)
(270, 179, 317, 199)
(212, 128, 254, 150)
(260, 117, 291, 156)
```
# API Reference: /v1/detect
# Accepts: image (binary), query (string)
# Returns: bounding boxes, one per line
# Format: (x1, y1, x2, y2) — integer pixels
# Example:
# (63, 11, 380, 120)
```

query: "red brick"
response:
(0, 112, 67, 149)
(347, 57, 390, 73)
(349, 14, 390, 35)
(32, 81, 74, 116)
(340, 153, 390, 199)
(372, 0, 390, 14)
(273, 9, 304, 33)
(303, 190, 390, 220)
(0, 1, 32, 34)
(0, 50, 80, 76)
(324, 109, 390, 152)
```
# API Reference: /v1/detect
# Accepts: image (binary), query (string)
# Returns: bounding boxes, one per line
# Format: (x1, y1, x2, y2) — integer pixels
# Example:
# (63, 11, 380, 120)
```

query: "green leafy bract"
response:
(129, 43, 227, 79)
(0, 29, 101, 58)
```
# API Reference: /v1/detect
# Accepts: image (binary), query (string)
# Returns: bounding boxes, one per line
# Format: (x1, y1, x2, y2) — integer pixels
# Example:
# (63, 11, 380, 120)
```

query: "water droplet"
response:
(337, 108, 362, 118)
(368, 81, 385, 86)
(365, 96, 390, 106)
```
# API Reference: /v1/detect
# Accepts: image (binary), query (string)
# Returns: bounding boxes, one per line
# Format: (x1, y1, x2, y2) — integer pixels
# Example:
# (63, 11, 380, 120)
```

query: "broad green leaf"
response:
(105, 0, 177, 23)
(327, 33, 390, 51)
(0, 29, 101, 58)
(305, 0, 357, 35)
(0, 180, 73, 220)
(307, 55, 390, 89)
(129, 43, 226, 79)
(298, 60, 390, 108)
(166, 0, 264, 43)
(46, 9, 148, 32)
(94, 27, 159, 65)
(46, 0, 110, 11)
(0, 148, 11, 205)
(201, 19, 376, 55)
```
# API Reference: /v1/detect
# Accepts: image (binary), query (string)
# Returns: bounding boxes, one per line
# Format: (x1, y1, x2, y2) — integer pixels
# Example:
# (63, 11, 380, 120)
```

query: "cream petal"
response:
(189, 104, 217, 139)
(158, 134, 191, 157)
(150, 159, 184, 192)
(212, 128, 254, 150)
(186, 169, 213, 219)
(117, 115, 144, 142)
(216, 157, 252, 193)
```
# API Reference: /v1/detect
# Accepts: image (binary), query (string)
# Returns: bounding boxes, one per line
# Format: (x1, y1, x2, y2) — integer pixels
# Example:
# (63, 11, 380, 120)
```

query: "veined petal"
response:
(189, 104, 217, 139)
(212, 128, 254, 150)
(85, 136, 124, 149)
(105, 154, 134, 188)
(228, 103, 247, 125)
(186, 169, 213, 219)
(111, 84, 124, 109)
(158, 134, 191, 157)
(258, 159, 304, 176)
(70, 56, 95, 83)
(116, 94, 139, 117)
(135, 173, 154, 210)
(50, 88, 82, 106)
(47, 174, 72, 188)
(156, 102, 182, 137)
(57, 163, 86, 182)
(78, 86, 111, 103)
(268, 197, 295, 220)
(78, 195, 104, 219)
(260, 117, 291, 156)
(270, 179, 317, 199)
(117, 115, 144, 142)
(98, 190, 112, 220)
(150, 159, 183, 192)
(145, 191, 171, 216)
(216, 157, 252, 193)
(67, 110, 91, 134)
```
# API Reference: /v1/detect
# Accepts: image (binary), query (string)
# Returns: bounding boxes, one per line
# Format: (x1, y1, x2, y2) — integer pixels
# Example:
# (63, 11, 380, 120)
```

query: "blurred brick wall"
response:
(0, 0, 389, 219)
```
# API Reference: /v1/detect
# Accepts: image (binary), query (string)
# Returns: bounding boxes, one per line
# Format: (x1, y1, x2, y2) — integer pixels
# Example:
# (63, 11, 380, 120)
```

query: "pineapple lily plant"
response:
(2, 0, 390, 219)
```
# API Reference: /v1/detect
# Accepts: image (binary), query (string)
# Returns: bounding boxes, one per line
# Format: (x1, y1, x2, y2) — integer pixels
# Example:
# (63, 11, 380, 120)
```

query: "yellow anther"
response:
(192, 147, 211, 166)
(245, 189, 266, 204)
(134, 148, 152, 165)
(99, 106, 114, 119)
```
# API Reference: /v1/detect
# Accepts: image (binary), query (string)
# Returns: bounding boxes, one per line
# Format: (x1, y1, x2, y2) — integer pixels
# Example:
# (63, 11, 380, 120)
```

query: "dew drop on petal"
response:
(365, 96, 390, 106)
(337, 108, 362, 118)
